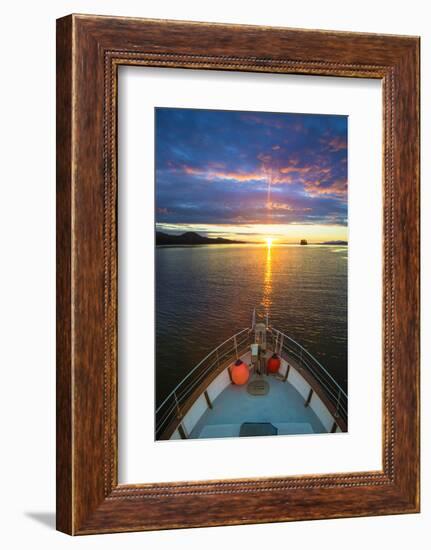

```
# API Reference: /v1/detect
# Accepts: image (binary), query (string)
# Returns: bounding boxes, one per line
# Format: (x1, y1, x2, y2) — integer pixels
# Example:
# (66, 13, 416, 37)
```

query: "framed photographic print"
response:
(56, 14, 420, 534)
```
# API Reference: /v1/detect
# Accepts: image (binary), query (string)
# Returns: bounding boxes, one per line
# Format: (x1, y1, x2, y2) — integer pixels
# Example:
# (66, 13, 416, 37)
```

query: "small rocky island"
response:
(300, 239, 308, 245)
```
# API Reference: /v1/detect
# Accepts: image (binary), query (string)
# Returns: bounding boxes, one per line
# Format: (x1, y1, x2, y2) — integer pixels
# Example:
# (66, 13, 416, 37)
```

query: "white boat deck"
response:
(189, 372, 326, 439)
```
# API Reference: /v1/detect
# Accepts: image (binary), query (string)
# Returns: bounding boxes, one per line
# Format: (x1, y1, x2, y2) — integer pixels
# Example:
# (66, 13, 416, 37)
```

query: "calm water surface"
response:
(156, 244, 347, 406)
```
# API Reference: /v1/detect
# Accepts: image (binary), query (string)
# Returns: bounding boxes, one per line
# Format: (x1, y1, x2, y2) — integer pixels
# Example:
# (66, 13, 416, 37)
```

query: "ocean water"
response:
(156, 244, 347, 406)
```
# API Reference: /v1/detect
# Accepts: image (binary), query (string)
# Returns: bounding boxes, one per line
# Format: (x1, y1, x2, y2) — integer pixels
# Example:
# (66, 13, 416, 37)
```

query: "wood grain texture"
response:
(56, 16, 73, 535)
(56, 14, 420, 535)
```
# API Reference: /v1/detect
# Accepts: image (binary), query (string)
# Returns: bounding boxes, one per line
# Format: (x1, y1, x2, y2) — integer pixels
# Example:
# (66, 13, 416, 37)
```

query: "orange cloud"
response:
(304, 179, 347, 198)
(183, 166, 203, 175)
(180, 160, 341, 192)
(183, 164, 266, 182)
(279, 165, 312, 175)
(210, 170, 266, 182)
(267, 202, 312, 212)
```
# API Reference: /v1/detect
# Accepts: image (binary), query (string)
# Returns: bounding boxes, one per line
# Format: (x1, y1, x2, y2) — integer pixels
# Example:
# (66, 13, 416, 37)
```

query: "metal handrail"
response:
(156, 323, 347, 437)
(268, 327, 347, 422)
(156, 328, 250, 412)
(155, 328, 252, 437)
(270, 328, 347, 396)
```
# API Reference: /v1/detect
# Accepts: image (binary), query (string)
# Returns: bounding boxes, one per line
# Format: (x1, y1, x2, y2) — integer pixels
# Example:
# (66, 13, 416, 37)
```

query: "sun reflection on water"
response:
(261, 244, 273, 312)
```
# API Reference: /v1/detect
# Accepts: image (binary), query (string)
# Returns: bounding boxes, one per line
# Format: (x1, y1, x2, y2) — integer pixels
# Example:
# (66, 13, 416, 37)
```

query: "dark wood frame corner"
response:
(56, 14, 420, 535)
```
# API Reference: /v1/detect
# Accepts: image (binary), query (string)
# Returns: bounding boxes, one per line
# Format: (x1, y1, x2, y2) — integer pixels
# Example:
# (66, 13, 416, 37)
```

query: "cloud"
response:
(183, 164, 267, 183)
(178, 159, 345, 196)
(267, 202, 313, 213)
(156, 107, 348, 227)
(279, 165, 313, 176)
(257, 153, 272, 163)
(304, 178, 347, 198)
(241, 113, 285, 129)
(321, 135, 347, 152)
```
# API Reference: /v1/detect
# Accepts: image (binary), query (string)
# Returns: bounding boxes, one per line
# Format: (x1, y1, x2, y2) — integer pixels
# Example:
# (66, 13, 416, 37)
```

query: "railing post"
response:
(304, 388, 313, 407)
(334, 388, 341, 418)
(174, 391, 182, 419)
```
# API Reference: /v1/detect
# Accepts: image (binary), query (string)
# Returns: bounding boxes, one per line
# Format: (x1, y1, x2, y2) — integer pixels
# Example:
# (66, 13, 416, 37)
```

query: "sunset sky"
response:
(155, 108, 348, 243)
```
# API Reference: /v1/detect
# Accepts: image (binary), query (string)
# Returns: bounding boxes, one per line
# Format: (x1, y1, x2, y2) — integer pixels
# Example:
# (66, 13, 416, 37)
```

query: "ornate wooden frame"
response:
(56, 14, 420, 534)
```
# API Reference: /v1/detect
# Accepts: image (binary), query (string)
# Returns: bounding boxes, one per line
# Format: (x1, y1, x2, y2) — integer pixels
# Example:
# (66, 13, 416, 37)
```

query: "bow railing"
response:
(155, 328, 252, 438)
(155, 323, 347, 438)
(267, 327, 348, 423)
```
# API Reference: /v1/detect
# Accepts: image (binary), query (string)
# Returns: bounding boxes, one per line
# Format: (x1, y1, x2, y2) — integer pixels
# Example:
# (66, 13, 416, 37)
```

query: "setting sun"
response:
(265, 237, 273, 247)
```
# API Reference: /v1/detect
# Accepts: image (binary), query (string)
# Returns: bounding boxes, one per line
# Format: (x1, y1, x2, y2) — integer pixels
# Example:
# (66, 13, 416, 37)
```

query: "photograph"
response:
(155, 107, 348, 440)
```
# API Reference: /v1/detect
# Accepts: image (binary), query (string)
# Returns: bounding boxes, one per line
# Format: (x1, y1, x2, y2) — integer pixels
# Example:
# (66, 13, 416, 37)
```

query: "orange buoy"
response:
(231, 359, 250, 385)
(267, 353, 281, 374)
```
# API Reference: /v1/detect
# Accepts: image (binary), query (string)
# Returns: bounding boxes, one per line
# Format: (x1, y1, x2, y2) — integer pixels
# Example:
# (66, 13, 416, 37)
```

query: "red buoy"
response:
(230, 359, 250, 385)
(267, 353, 281, 374)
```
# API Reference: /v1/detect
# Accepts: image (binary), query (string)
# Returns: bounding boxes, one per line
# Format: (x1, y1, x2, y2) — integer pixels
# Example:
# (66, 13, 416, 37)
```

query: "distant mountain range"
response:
(156, 231, 245, 246)
(319, 240, 348, 245)
(156, 232, 347, 246)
